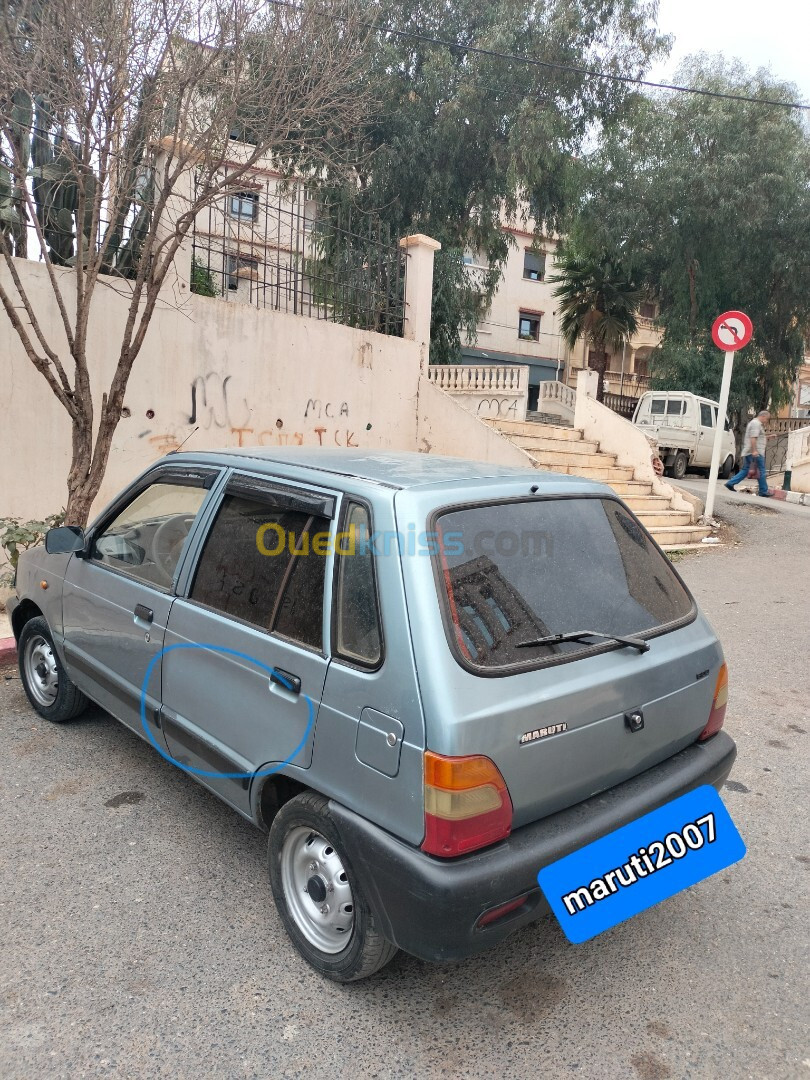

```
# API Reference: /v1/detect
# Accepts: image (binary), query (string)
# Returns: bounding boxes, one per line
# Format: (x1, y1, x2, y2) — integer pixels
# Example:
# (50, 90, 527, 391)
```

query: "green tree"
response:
(303, 0, 667, 362)
(550, 248, 641, 401)
(573, 57, 810, 428)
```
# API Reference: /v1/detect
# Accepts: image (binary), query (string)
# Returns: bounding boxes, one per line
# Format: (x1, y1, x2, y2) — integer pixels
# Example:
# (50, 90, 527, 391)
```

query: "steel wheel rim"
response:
(24, 634, 59, 707)
(280, 826, 355, 954)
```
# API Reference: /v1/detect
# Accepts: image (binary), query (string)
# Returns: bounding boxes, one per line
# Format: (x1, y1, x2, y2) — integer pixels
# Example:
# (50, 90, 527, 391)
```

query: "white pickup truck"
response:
(632, 391, 737, 480)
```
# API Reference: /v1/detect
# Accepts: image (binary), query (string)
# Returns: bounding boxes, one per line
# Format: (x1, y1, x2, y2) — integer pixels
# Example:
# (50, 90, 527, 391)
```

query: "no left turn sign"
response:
(712, 310, 753, 351)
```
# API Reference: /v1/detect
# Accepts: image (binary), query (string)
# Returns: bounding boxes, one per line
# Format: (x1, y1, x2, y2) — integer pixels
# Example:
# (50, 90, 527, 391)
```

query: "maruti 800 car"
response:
(8, 449, 736, 981)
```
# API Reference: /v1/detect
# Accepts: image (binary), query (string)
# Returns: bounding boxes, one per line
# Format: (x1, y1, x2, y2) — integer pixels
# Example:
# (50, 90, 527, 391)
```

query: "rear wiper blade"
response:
(515, 630, 650, 653)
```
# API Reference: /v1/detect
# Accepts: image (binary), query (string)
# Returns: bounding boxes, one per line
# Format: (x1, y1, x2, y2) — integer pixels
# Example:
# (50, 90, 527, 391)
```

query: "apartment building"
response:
(462, 218, 660, 412)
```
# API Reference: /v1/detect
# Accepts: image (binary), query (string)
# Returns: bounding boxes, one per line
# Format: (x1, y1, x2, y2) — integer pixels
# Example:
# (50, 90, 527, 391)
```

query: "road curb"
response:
(0, 636, 17, 666)
(772, 488, 809, 506)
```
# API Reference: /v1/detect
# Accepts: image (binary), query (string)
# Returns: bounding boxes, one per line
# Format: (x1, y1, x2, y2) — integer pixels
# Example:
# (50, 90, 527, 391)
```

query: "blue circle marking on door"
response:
(139, 642, 315, 780)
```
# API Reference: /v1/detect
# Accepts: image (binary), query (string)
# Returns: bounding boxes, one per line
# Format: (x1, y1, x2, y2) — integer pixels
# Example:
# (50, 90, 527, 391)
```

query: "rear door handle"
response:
(134, 603, 153, 623)
(270, 668, 301, 695)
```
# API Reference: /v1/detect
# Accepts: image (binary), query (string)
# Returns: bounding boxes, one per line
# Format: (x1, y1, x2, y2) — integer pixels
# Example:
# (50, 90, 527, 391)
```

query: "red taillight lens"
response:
(422, 751, 513, 857)
(699, 663, 728, 741)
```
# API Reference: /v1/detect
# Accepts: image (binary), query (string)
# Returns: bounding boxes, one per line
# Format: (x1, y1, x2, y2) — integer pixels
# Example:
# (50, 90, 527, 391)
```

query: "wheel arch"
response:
(11, 599, 44, 643)
(253, 771, 311, 832)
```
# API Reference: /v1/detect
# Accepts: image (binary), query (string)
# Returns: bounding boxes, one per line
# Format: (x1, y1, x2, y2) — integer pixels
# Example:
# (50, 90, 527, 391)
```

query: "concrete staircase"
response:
(485, 417, 711, 548)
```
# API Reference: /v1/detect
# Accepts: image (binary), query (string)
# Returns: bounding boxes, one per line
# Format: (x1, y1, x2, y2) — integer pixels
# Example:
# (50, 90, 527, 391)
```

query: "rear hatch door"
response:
(400, 487, 724, 828)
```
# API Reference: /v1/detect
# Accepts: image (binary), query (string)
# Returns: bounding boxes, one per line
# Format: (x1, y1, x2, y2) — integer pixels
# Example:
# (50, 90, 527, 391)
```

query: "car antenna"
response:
(170, 427, 199, 454)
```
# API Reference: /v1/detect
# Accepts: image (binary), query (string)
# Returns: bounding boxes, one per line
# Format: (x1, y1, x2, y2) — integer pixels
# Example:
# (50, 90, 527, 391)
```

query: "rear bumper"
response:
(329, 731, 737, 962)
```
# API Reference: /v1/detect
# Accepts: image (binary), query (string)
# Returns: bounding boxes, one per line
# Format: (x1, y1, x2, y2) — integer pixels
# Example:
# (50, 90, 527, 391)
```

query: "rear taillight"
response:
(422, 751, 513, 857)
(699, 663, 728, 741)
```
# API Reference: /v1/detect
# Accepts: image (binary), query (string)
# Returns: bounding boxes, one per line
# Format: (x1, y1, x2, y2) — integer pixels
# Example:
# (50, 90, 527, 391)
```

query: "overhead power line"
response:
(268, 0, 810, 112)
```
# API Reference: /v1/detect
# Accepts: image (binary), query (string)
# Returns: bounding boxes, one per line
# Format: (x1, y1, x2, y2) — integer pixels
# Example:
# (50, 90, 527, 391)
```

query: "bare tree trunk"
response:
(64, 409, 96, 525)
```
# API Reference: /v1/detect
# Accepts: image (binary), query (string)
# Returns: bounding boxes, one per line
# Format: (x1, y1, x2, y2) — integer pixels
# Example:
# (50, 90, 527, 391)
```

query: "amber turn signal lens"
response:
(699, 662, 728, 741)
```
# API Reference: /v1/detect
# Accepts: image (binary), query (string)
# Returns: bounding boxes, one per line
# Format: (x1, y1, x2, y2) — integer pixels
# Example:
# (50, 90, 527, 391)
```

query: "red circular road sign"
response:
(712, 310, 753, 351)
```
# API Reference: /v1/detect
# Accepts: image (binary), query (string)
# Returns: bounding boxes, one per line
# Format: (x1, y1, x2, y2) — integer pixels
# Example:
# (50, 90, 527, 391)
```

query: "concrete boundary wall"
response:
(416, 377, 534, 466)
(786, 425, 810, 493)
(1, 259, 421, 522)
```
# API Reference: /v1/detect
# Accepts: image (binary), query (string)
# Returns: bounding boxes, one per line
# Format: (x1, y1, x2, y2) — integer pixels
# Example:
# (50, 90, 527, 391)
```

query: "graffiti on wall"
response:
(189, 373, 251, 430)
(476, 397, 520, 418)
(143, 385, 365, 457)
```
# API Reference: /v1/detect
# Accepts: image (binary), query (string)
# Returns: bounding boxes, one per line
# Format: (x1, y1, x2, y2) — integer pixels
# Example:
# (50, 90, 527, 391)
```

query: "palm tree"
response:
(550, 252, 642, 403)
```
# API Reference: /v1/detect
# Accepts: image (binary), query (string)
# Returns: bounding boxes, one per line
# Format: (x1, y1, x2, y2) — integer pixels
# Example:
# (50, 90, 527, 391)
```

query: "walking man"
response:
(726, 410, 771, 497)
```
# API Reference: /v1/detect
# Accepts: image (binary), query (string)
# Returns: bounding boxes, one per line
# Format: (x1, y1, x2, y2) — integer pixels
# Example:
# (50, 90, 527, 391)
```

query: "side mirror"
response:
(45, 525, 86, 555)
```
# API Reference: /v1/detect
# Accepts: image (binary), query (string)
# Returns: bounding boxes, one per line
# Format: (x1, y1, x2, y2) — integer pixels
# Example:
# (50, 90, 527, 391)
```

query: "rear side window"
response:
(333, 502, 382, 667)
(433, 497, 694, 674)
(190, 491, 328, 650)
(700, 403, 714, 426)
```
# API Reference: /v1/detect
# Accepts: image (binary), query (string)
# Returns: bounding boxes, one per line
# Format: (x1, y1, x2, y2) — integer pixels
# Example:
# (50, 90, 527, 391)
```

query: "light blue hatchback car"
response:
(9, 449, 736, 981)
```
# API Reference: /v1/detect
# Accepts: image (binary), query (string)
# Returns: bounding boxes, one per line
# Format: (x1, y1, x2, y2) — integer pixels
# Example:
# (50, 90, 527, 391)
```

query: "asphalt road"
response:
(1, 500, 808, 1080)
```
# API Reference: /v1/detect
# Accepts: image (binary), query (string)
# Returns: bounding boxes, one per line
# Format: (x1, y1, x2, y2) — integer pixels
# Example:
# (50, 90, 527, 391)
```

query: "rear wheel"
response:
(671, 452, 688, 480)
(268, 791, 398, 982)
(18, 617, 88, 723)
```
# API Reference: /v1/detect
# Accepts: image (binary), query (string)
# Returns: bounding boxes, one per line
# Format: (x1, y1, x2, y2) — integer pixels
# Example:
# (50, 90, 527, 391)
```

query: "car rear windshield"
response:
(432, 496, 695, 674)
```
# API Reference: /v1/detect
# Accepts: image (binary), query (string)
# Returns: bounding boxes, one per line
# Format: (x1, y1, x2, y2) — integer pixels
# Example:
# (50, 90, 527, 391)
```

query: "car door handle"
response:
(270, 668, 301, 695)
(134, 604, 153, 623)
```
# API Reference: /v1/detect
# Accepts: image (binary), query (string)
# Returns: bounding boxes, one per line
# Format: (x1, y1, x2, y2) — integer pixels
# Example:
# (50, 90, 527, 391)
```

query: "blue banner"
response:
(537, 785, 746, 944)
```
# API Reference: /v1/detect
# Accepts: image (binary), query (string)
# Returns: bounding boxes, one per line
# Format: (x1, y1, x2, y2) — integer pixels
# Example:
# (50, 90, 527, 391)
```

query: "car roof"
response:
(166, 446, 606, 495)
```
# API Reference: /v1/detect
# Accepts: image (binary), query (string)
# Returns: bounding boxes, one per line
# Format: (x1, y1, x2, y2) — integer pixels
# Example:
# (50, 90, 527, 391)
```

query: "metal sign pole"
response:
(704, 350, 736, 522)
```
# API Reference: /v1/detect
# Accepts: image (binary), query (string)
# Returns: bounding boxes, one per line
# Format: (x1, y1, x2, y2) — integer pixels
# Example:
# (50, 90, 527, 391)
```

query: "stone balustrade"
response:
(427, 364, 529, 421)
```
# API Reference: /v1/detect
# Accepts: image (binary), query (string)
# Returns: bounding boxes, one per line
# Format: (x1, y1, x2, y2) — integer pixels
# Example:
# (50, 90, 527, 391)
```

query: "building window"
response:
(523, 250, 546, 281)
(229, 191, 259, 222)
(518, 312, 541, 341)
(639, 301, 656, 319)
(227, 253, 260, 291)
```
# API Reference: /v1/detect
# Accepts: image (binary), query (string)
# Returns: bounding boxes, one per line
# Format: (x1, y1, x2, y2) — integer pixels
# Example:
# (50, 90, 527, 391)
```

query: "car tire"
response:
(268, 791, 399, 982)
(671, 452, 688, 480)
(720, 455, 735, 480)
(18, 616, 88, 723)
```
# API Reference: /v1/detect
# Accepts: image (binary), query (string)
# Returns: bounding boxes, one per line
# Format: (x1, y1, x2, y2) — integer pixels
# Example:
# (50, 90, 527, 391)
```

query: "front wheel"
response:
(268, 791, 398, 982)
(18, 616, 88, 723)
(720, 455, 735, 480)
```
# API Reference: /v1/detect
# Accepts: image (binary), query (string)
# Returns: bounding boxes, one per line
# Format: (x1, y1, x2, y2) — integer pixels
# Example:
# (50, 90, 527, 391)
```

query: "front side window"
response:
(433, 497, 694, 674)
(190, 490, 328, 650)
(333, 502, 382, 667)
(92, 477, 210, 588)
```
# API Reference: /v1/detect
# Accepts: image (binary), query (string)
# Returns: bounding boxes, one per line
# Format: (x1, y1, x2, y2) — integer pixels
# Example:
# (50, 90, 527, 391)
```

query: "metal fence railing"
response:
(765, 432, 792, 476)
(191, 174, 406, 337)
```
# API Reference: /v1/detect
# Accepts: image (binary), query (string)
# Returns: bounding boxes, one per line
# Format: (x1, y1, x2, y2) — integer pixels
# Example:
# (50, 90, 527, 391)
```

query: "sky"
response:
(647, 0, 810, 103)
